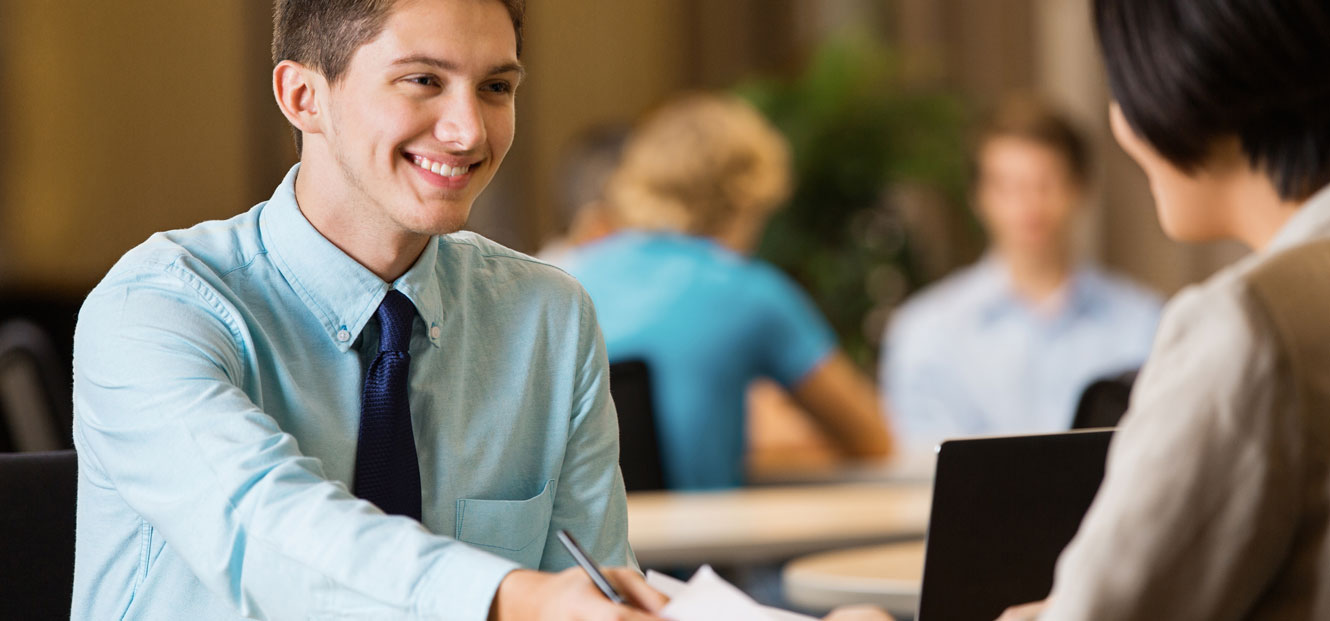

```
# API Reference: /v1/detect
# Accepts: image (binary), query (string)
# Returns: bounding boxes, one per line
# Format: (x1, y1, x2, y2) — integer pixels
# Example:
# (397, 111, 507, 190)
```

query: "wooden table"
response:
(626, 482, 931, 567)
(782, 541, 925, 615)
(747, 450, 937, 487)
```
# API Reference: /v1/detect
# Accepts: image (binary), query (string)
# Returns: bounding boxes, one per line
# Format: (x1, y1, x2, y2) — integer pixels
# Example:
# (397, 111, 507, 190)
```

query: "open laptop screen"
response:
(916, 429, 1114, 620)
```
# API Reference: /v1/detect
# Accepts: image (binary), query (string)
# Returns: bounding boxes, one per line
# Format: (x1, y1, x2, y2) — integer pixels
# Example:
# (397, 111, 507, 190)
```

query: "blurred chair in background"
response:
(0, 319, 73, 452)
(882, 95, 1162, 453)
(1071, 369, 1137, 430)
(608, 360, 666, 492)
(563, 93, 892, 491)
(0, 449, 78, 619)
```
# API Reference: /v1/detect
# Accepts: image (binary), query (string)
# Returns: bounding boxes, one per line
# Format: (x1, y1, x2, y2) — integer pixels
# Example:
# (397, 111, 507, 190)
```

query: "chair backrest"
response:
(1071, 369, 1138, 429)
(608, 360, 667, 491)
(0, 449, 78, 619)
(0, 319, 73, 452)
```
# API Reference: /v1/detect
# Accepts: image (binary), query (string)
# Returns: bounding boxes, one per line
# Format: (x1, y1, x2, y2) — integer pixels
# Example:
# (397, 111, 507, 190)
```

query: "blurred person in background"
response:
(881, 97, 1162, 453)
(537, 124, 630, 266)
(563, 93, 893, 490)
(1000, 0, 1330, 618)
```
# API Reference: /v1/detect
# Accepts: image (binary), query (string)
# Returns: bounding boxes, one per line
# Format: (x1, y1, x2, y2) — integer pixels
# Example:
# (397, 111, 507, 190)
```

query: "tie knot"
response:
(376, 290, 417, 353)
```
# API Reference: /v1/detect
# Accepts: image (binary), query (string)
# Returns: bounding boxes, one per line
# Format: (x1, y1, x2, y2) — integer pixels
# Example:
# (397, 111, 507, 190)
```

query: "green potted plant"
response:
(738, 33, 975, 367)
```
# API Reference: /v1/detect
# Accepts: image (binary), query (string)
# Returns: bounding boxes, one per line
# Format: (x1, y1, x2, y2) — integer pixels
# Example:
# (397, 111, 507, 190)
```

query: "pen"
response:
(556, 529, 627, 605)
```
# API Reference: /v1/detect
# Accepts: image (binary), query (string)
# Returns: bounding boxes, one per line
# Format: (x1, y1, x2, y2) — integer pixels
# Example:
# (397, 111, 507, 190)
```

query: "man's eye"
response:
(483, 81, 514, 95)
(407, 76, 439, 87)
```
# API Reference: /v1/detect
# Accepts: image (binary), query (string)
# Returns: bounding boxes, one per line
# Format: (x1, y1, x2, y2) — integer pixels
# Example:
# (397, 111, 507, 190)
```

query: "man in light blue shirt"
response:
(70, 1, 666, 619)
(882, 97, 1161, 452)
(883, 258, 1159, 449)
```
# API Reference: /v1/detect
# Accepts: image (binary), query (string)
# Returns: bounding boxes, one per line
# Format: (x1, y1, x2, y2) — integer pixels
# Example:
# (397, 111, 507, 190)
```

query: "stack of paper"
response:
(647, 566, 818, 621)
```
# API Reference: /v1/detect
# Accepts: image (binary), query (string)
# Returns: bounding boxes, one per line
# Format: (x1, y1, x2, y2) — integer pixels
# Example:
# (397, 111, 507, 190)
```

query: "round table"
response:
(782, 540, 925, 615)
(747, 450, 937, 487)
(626, 482, 931, 567)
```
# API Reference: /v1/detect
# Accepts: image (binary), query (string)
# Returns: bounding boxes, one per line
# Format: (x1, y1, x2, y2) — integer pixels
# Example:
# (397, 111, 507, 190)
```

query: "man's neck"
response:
(293, 157, 431, 283)
(1000, 246, 1073, 305)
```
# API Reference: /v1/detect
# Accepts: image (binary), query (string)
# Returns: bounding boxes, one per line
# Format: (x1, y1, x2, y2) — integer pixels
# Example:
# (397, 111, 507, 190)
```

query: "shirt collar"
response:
(974, 255, 1098, 324)
(1266, 183, 1330, 255)
(260, 164, 446, 352)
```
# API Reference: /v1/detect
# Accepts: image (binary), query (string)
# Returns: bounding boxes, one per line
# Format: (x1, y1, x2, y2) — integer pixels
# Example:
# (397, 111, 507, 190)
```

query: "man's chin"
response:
(406, 210, 472, 237)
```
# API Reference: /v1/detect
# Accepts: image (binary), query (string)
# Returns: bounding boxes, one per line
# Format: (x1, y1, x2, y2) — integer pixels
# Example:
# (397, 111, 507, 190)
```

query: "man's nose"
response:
(435, 92, 486, 151)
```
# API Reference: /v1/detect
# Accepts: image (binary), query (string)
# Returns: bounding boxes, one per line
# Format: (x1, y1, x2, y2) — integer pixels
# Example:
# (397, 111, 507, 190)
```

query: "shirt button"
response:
(336, 329, 351, 342)
(429, 325, 442, 339)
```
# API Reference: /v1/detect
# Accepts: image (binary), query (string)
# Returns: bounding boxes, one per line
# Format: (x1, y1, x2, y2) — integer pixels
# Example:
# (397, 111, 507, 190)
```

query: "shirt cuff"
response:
(418, 543, 521, 620)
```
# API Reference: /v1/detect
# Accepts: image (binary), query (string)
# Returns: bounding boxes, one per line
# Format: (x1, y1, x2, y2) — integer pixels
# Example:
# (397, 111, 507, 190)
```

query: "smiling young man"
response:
(68, 1, 666, 619)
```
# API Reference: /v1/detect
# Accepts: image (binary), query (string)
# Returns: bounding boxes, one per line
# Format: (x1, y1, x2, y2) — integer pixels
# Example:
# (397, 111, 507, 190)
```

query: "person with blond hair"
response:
(563, 93, 893, 490)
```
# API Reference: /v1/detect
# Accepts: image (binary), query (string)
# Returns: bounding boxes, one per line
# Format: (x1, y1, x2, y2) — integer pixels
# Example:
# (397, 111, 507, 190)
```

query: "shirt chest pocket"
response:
(455, 479, 556, 569)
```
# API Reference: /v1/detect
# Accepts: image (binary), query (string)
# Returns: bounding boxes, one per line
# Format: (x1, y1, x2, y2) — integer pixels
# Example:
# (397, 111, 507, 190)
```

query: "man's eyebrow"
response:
(490, 62, 527, 82)
(391, 55, 526, 80)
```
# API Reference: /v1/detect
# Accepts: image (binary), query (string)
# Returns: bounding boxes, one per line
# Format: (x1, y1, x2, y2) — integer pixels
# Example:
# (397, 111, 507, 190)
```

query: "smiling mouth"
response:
(407, 153, 476, 178)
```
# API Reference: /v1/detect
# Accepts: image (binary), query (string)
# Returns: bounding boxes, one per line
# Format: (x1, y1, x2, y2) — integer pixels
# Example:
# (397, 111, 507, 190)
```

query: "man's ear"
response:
(273, 60, 327, 139)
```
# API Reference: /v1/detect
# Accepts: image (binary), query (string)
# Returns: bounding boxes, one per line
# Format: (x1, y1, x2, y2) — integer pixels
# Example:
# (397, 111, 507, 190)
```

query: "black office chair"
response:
(0, 319, 73, 452)
(0, 449, 78, 619)
(1071, 369, 1138, 429)
(608, 360, 667, 491)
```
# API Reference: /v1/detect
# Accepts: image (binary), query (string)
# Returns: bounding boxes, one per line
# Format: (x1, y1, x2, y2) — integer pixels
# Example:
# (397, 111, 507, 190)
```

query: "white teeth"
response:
(410, 154, 471, 177)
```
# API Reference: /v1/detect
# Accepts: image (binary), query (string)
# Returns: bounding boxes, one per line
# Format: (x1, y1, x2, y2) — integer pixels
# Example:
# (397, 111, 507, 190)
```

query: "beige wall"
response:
(474, 0, 695, 249)
(883, 0, 1245, 296)
(0, 2, 292, 290)
(0, 2, 706, 286)
(0, 0, 1239, 295)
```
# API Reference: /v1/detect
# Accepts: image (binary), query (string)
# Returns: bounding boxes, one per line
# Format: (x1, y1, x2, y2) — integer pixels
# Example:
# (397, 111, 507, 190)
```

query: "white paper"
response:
(646, 569, 689, 598)
(647, 565, 819, 621)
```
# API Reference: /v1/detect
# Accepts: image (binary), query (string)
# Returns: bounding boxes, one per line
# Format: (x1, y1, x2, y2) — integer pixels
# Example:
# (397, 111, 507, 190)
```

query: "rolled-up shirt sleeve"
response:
(74, 261, 518, 620)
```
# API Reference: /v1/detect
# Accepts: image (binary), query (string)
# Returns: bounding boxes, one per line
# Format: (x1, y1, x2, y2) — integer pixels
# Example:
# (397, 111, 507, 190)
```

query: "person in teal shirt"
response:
(69, 1, 668, 619)
(563, 94, 894, 490)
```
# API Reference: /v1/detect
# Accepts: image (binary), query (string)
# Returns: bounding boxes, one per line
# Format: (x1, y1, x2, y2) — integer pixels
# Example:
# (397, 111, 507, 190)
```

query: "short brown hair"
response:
(272, 0, 526, 150)
(974, 95, 1089, 186)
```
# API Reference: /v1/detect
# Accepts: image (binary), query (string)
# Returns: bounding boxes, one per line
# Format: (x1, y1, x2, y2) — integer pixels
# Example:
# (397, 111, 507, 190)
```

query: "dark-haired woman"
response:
(1001, 0, 1330, 619)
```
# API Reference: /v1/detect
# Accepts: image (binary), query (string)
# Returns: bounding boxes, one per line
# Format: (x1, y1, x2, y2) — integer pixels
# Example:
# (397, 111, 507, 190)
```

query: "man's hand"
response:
(490, 567, 669, 621)
(823, 604, 896, 620)
(996, 599, 1048, 621)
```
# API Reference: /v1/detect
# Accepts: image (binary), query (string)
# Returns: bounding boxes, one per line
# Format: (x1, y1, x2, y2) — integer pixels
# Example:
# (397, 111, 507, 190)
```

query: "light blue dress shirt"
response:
(881, 258, 1162, 452)
(70, 165, 634, 621)
(562, 232, 836, 490)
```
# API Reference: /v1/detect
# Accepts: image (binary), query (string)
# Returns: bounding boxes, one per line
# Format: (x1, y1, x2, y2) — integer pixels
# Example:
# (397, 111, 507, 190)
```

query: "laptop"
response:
(915, 429, 1114, 620)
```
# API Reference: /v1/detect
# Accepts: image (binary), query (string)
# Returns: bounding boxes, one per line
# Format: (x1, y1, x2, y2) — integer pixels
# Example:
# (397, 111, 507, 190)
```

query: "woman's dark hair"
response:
(1094, 0, 1330, 200)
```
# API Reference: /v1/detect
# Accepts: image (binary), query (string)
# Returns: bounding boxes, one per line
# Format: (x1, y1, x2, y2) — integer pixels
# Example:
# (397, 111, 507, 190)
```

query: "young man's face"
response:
(975, 136, 1081, 258)
(318, 0, 520, 237)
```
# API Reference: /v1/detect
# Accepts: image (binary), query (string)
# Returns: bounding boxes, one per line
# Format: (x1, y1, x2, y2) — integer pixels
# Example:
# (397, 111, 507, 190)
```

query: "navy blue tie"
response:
(354, 290, 423, 521)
